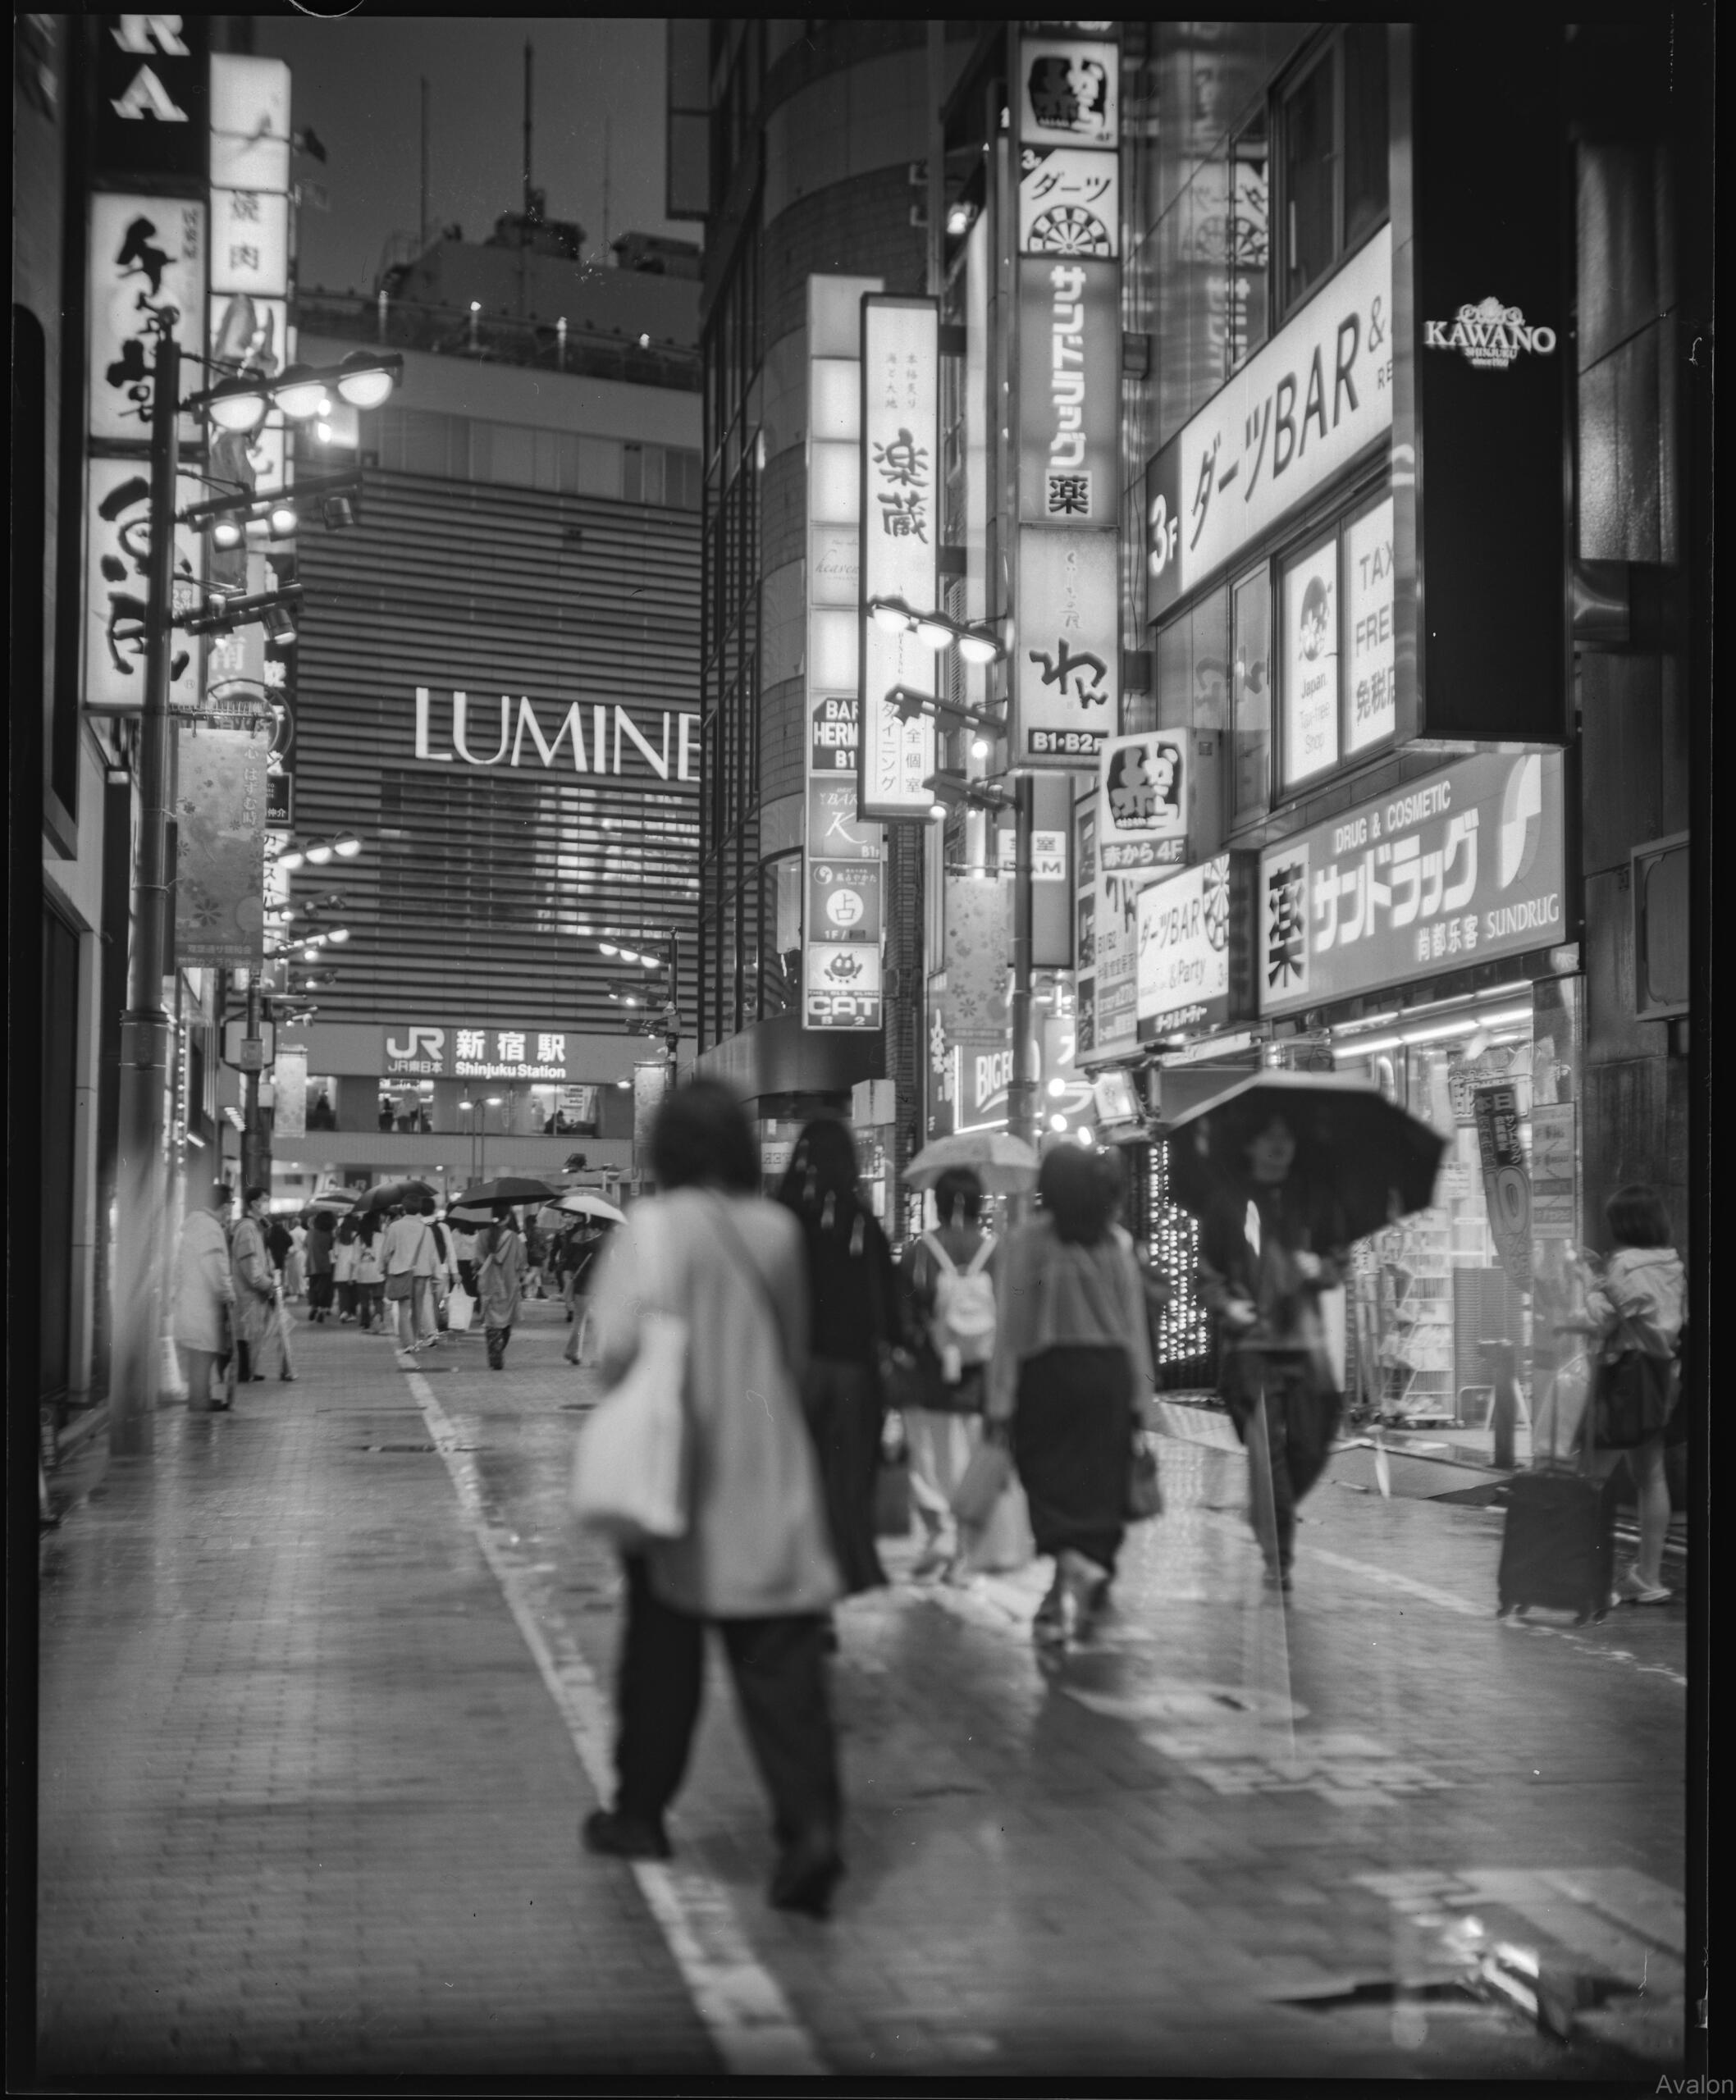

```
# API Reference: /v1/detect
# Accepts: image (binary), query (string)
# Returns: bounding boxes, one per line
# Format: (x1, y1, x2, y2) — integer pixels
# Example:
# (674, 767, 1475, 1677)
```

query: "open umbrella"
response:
(905, 1130, 1040, 1194)
(1163, 1071, 1446, 1244)
(453, 1175, 560, 1208)
(360, 1177, 436, 1213)
(545, 1190, 626, 1225)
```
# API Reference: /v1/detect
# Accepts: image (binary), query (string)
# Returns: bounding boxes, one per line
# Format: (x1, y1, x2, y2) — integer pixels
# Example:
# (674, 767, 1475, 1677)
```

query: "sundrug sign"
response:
(412, 687, 698, 780)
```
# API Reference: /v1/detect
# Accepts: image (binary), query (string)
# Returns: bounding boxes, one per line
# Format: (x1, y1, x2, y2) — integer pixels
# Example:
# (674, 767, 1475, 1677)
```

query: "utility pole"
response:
(1007, 773, 1038, 1182)
(419, 77, 430, 249)
(240, 970, 271, 1194)
(110, 331, 181, 1457)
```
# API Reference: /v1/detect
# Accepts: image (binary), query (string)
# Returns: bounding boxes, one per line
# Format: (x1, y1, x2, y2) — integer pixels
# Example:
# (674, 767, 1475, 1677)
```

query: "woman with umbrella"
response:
(474, 1202, 528, 1370)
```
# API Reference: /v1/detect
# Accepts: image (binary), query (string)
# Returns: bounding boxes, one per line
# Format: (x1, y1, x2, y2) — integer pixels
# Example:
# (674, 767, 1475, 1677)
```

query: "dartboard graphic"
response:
(1028, 204, 1112, 257)
(1201, 858, 1231, 951)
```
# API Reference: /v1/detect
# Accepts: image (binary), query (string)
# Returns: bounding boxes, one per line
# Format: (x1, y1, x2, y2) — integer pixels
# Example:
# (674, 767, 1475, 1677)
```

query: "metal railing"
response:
(295, 290, 701, 394)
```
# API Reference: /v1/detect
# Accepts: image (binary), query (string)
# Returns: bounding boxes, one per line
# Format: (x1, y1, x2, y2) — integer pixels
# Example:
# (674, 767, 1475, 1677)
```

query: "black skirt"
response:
(1012, 1344, 1133, 1574)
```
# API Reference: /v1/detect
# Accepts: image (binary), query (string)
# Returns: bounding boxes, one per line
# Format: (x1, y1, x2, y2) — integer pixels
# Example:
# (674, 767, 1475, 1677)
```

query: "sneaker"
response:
(1615, 1574, 1674, 1605)
(769, 1832, 844, 1919)
(582, 1809, 671, 1860)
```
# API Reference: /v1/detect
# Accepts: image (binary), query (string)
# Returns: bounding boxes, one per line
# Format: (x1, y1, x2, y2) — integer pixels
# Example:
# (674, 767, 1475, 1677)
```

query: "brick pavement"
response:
(36, 1300, 1689, 2079)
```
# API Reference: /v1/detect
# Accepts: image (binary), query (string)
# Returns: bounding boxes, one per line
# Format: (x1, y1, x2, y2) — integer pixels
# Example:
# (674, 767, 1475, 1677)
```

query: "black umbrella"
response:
(359, 1177, 436, 1213)
(1163, 1071, 1446, 1244)
(453, 1175, 560, 1208)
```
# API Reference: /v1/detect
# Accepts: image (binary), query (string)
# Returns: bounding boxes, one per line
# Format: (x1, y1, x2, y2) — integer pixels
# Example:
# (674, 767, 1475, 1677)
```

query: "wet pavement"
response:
(36, 1302, 1689, 2079)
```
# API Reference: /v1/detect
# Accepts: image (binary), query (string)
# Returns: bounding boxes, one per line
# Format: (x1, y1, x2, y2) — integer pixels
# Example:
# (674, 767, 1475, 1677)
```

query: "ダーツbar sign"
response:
(857, 296, 939, 819)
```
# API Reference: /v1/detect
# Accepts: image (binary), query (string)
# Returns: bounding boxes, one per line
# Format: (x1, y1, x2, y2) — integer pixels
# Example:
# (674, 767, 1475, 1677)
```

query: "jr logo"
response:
(386, 1026, 444, 1061)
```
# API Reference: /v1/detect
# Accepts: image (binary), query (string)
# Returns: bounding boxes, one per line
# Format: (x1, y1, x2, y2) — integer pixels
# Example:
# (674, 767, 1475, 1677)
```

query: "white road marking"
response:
(404, 1369, 829, 2078)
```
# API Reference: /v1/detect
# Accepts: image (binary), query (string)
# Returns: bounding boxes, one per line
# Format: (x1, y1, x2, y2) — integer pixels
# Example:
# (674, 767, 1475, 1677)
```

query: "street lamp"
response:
(110, 330, 400, 1455)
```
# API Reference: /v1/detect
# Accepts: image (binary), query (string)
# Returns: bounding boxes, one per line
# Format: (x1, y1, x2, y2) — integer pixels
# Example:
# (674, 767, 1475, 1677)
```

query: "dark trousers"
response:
(614, 1556, 841, 1851)
(1229, 1353, 1341, 1575)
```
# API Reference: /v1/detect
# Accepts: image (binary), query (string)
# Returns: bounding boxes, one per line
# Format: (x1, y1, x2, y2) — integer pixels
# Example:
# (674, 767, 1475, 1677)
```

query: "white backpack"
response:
(921, 1232, 995, 1383)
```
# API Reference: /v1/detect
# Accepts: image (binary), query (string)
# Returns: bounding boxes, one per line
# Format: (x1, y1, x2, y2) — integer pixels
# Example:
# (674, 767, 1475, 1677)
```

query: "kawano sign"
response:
(1423, 296, 1558, 371)
(412, 687, 699, 780)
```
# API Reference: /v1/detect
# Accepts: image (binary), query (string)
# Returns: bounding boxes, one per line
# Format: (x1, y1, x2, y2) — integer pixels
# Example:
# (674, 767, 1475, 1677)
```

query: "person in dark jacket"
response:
(305, 1210, 336, 1322)
(265, 1212, 294, 1278)
(1196, 1112, 1348, 1596)
(776, 1118, 902, 1596)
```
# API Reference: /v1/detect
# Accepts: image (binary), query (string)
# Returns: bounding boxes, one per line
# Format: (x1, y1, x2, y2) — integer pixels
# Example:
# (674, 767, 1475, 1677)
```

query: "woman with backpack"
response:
(898, 1167, 999, 1580)
(777, 1119, 903, 1596)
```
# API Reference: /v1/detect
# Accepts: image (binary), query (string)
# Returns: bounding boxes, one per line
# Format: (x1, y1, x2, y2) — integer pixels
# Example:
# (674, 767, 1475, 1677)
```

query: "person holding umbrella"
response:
(1195, 1113, 1349, 1595)
(231, 1187, 284, 1382)
(475, 1202, 528, 1370)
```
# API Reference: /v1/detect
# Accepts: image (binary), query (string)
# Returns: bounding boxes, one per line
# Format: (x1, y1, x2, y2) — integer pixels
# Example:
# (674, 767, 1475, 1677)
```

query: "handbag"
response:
(446, 1285, 475, 1333)
(1591, 1344, 1675, 1450)
(384, 1271, 413, 1301)
(950, 1432, 1014, 1528)
(1126, 1428, 1164, 1522)
(569, 1209, 689, 1547)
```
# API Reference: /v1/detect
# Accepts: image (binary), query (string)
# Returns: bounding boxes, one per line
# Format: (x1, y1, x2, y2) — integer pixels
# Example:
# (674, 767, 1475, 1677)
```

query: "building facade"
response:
(265, 229, 705, 1199)
(676, 20, 1709, 1430)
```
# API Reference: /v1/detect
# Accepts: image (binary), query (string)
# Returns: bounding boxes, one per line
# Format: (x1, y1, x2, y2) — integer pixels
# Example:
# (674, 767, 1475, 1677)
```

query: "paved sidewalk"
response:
(37, 1305, 1689, 2079)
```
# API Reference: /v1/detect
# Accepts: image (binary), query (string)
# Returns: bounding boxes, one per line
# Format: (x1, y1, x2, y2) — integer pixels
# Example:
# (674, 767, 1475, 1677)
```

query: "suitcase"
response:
(1496, 1341, 1616, 1622)
(1495, 1468, 1618, 1622)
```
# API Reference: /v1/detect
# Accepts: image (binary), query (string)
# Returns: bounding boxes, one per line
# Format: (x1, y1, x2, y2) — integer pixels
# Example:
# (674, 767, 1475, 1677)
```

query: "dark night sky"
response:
(251, 14, 688, 295)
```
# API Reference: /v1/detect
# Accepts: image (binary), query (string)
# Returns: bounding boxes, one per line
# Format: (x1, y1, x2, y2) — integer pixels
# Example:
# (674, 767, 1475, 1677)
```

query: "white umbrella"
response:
(545, 1191, 626, 1225)
(905, 1130, 1040, 1194)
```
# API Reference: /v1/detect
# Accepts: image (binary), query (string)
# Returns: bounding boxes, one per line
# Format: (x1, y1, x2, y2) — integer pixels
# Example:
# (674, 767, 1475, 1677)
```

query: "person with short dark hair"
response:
(584, 1081, 845, 1918)
(305, 1210, 336, 1322)
(1582, 1182, 1684, 1604)
(777, 1118, 902, 1597)
(231, 1187, 284, 1381)
(172, 1180, 237, 1409)
(332, 1212, 361, 1322)
(475, 1202, 526, 1368)
(987, 1144, 1155, 1646)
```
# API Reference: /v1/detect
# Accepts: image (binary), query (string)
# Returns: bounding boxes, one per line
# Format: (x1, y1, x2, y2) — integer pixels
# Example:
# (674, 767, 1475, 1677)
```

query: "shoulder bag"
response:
(569, 1208, 689, 1547)
(1591, 1299, 1678, 1450)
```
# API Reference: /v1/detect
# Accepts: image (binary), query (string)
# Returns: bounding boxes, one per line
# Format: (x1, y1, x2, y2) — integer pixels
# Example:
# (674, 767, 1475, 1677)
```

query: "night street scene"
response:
(13, 14, 1715, 2089)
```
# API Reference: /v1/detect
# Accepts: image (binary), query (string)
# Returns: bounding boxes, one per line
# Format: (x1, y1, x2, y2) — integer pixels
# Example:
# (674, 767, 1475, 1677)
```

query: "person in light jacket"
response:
(987, 1147, 1154, 1648)
(474, 1203, 527, 1369)
(354, 1213, 387, 1331)
(381, 1196, 441, 1350)
(582, 1081, 845, 1919)
(1582, 1183, 1686, 1605)
(332, 1215, 361, 1322)
(231, 1186, 286, 1381)
(173, 1180, 237, 1410)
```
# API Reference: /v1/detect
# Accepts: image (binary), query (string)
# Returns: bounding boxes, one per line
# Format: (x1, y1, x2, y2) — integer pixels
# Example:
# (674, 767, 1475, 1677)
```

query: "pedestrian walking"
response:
(172, 1180, 236, 1410)
(1196, 1112, 1349, 1596)
(332, 1212, 360, 1322)
(988, 1147, 1155, 1647)
(776, 1118, 902, 1596)
(1581, 1184, 1685, 1605)
(474, 1203, 527, 1369)
(450, 1217, 479, 1301)
(898, 1166, 999, 1578)
(265, 1210, 293, 1285)
(562, 1225, 609, 1365)
(231, 1187, 283, 1382)
(305, 1210, 336, 1323)
(284, 1218, 308, 1301)
(582, 1080, 845, 1918)
(354, 1212, 387, 1331)
(381, 1197, 441, 1350)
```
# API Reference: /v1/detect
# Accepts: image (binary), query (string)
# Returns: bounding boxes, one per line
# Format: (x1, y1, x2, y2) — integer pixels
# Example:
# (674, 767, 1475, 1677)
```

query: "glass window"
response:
(1281, 51, 1336, 309)
(1231, 566, 1272, 816)
(1342, 22, 1390, 253)
(1281, 533, 1340, 788)
(1229, 112, 1269, 369)
(760, 852, 802, 1020)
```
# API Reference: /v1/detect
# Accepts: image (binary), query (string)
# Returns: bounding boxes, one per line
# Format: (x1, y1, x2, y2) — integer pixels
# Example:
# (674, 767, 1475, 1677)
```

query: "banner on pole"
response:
(174, 723, 270, 966)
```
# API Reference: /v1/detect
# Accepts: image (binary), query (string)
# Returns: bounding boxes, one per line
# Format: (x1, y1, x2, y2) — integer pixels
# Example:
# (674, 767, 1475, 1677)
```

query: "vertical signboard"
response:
(87, 192, 208, 443)
(94, 12, 210, 178)
(1085, 732, 1188, 1061)
(1472, 1084, 1532, 1293)
(1013, 29, 1121, 778)
(174, 723, 271, 966)
(805, 696, 883, 1032)
(858, 295, 939, 819)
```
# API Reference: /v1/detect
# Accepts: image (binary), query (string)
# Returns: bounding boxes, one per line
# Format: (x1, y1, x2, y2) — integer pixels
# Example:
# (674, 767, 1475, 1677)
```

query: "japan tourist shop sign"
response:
(1018, 260, 1118, 526)
(1015, 528, 1119, 768)
(1259, 751, 1568, 1019)
(858, 295, 939, 819)
(1135, 853, 1254, 1043)
(381, 1026, 582, 1083)
(1147, 226, 1392, 619)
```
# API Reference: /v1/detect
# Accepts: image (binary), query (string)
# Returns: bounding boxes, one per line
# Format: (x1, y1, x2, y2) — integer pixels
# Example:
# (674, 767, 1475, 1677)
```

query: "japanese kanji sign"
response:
(1019, 146, 1119, 258)
(1472, 1084, 1533, 1292)
(1258, 751, 1568, 1018)
(1344, 496, 1396, 756)
(1017, 36, 1118, 152)
(857, 294, 939, 819)
(805, 692, 884, 1027)
(379, 1026, 582, 1081)
(209, 185, 290, 298)
(1014, 527, 1119, 769)
(84, 458, 207, 714)
(1018, 258, 1118, 525)
(174, 723, 270, 966)
(88, 192, 207, 442)
(1135, 853, 1253, 1043)
(1147, 225, 1392, 617)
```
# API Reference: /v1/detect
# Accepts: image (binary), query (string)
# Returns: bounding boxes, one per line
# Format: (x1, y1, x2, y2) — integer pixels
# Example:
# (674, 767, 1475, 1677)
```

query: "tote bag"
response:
(446, 1285, 475, 1333)
(569, 1211, 689, 1548)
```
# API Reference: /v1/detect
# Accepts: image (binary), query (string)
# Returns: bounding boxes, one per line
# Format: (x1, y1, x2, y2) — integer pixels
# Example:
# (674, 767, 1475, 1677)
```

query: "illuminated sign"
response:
(1018, 145, 1118, 258)
(1135, 854, 1253, 1043)
(1018, 259, 1118, 525)
(1259, 751, 1569, 1016)
(858, 295, 939, 818)
(1424, 297, 1558, 369)
(88, 191, 207, 443)
(1017, 37, 1118, 151)
(94, 11, 209, 177)
(209, 185, 290, 298)
(1081, 733, 1187, 1061)
(1343, 496, 1395, 756)
(1281, 534, 1341, 788)
(381, 1025, 582, 1082)
(1147, 226, 1392, 616)
(1014, 527, 1118, 769)
(411, 688, 699, 779)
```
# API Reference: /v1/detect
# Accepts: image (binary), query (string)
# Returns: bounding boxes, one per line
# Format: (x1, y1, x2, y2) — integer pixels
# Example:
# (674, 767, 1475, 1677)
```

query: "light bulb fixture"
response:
(459, 1098, 473, 1110)
(272, 364, 327, 420)
(870, 597, 915, 636)
(327, 927, 350, 943)
(946, 202, 975, 237)
(320, 494, 357, 531)
(333, 834, 363, 857)
(264, 603, 298, 646)
(1049, 1113, 1068, 1133)
(912, 616, 953, 651)
(315, 422, 334, 445)
(267, 500, 299, 537)
(203, 377, 270, 433)
(277, 848, 306, 871)
(304, 842, 334, 865)
(211, 517, 244, 550)
(334, 350, 400, 409)
(1047, 1078, 1067, 1098)
(615, 1079, 631, 1089)
(637, 332, 651, 349)
(927, 801, 948, 823)
(640, 954, 660, 969)
(971, 736, 990, 760)
(957, 625, 1003, 666)
(598, 941, 618, 956)
(486, 1095, 503, 1107)
(1076, 1126, 1095, 1146)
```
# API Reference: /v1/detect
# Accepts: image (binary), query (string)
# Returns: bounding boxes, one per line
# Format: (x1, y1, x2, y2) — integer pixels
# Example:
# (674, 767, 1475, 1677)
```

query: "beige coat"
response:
(172, 1209, 235, 1353)
(591, 1188, 838, 1618)
(231, 1216, 276, 1344)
